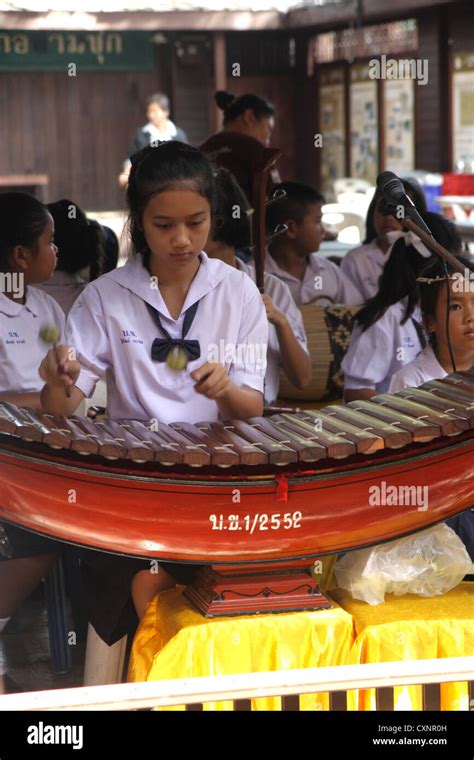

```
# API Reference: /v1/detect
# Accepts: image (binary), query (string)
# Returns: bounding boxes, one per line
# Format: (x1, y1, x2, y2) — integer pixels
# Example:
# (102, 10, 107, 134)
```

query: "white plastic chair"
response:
(333, 177, 371, 198)
(322, 204, 365, 244)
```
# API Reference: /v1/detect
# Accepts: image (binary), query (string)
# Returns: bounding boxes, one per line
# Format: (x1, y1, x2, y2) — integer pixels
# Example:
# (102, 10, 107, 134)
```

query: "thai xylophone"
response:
(0, 369, 472, 615)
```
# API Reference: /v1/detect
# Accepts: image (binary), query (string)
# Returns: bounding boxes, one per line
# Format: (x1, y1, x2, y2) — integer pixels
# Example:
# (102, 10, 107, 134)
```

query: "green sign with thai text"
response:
(0, 30, 154, 71)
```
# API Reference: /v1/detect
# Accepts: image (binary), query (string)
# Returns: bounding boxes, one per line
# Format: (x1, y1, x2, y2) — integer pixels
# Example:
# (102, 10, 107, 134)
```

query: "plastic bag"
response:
(334, 523, 474, 605)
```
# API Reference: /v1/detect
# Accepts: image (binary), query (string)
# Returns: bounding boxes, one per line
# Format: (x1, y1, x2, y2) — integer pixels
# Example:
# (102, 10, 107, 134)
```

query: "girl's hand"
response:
(39, 345, 81, 391)
(191, 362, 232, 400)
(262, 293, 286, 327)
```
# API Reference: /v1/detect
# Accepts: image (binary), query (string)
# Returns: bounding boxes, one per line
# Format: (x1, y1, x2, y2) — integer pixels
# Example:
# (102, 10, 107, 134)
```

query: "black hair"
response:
(47, 199, 105, 281)
(364, 176, 428, 244)
(126, 141, 216, 268)
(212, 168, 252, 249)
(146, 93, 170, 112)
(101, 225, 119, 274)
(0, 192, 51, 269)
(357, 212, 463, 331)
(266, 181, 325, 231)
(215, 90, 274, 126)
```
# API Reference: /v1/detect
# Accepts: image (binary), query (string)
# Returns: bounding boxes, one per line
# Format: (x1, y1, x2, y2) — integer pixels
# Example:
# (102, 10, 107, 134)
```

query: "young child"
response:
(34, 199, 106, 316)
(39, 141, 268, 647)
(341, 177, 427, 301)
(265, 181, 362, 306)
(389, 249, 474, 390)
(342, 213, 461, 403)
(0, 192, 65, 692)
(389, 250, 474, 565)
(205, 168, 311, 404)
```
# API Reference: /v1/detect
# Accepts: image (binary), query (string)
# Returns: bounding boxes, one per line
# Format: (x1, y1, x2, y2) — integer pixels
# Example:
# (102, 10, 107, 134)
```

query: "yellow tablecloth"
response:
(128, 586, 355, 711)
(331, 583, 474, 711)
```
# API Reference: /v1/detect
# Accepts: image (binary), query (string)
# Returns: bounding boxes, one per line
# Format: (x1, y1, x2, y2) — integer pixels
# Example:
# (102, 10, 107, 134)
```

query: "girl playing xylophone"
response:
(205, 167, 311, 404)
(342, 213, 462, 403)
(389, 247, 474, 392)
(389, 248, 474, 566)
(0, 193, 65, 692)
(39, 141, 268, 646)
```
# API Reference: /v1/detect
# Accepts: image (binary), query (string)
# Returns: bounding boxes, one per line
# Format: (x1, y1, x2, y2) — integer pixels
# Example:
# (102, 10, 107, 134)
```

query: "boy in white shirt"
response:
(265, 181, 362, 306)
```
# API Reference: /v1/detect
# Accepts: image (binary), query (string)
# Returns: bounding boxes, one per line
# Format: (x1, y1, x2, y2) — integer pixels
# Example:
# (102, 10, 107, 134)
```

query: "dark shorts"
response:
(0, 522, 62, 561)
(79, 548, 202, 646)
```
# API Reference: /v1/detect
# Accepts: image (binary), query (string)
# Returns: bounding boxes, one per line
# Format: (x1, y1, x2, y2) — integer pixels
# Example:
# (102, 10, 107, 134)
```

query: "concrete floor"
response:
(1, 594, 86, 694)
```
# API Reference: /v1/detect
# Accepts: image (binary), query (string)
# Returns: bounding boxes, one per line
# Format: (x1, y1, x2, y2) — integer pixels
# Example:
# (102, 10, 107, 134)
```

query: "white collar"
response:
(104, 252, 229, 320)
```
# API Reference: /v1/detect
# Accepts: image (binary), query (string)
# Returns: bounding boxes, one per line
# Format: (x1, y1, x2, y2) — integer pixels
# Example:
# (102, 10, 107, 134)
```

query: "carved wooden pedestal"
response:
(184, 565, 332, 617)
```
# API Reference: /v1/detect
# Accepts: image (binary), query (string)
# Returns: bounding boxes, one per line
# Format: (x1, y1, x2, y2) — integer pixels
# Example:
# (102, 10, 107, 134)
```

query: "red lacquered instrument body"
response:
(0, 418, 472, 564)
(0, 372, 472, 615)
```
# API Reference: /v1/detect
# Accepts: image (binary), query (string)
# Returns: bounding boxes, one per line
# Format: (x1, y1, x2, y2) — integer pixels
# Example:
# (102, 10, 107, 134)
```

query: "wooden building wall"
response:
(0, 37, 212, 212)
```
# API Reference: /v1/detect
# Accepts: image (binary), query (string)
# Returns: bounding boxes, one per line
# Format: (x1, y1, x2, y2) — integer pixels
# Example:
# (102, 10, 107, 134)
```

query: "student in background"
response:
(34, 199, 105, 315)
(341, 178, 427, 301)
(205, 168, 311, 404)
(0, 193, 64, 693)
(265, 182, 362, 306)
(342, 213, 462, 403)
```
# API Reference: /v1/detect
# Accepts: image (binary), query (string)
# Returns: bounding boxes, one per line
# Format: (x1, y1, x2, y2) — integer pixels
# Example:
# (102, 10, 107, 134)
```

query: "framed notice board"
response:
(350, 63, 378, 184)
(452, 52, 474, 169)
(383, 78, 415, 174)
(319, 67, 346, 198)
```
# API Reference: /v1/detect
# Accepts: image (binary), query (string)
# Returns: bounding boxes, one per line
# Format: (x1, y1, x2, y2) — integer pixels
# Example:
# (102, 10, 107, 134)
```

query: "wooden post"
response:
(212, 31, 226, 133)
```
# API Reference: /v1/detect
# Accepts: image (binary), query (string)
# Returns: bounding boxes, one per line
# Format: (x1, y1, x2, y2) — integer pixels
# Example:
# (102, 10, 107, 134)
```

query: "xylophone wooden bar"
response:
(0, 371, 472, 469)
(197, 421, 267, 467)
(394, 388, 473, 428)
(274, 413, 356, 459)
(370, 394, 466, 437)
(246, 416, 327, 463)
(304, 406, 412, 450)
(226, 419, 298, 465)
(118, 420, 183, 465)
(302, 409, 385, 455)
(346, 400, 438, 442)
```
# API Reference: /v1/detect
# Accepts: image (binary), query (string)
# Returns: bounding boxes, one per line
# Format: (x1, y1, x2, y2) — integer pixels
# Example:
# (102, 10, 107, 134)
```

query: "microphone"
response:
(376, 171, 433, 236)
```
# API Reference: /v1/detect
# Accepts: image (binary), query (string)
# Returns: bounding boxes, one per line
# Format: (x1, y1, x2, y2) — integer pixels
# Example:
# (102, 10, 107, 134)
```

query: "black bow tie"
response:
(145, 300, 201, 364)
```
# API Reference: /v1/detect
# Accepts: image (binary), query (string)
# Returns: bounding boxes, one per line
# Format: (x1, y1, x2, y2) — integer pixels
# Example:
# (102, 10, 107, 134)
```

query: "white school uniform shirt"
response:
(265, 252, 362, 307)
(236, 259, 308, 404)
(388, 344, 447, 393)
(0, 286, 65, 393)
(342, 301, 426, 394)
(65, 252, 268, 424)
(340, 239, 386, 301)
(33, 270, 87, 316)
